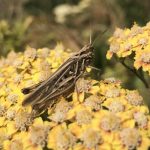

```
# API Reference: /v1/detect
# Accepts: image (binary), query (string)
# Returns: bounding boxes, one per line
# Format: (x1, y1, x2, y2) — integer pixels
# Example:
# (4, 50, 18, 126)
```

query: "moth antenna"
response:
(90, 26, 92, 45)
(92, 28, 108, 46)
(89, 0, 94, 45)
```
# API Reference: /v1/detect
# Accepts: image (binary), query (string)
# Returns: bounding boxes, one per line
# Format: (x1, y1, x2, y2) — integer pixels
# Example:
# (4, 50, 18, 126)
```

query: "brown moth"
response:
(22, 41, 94, 115)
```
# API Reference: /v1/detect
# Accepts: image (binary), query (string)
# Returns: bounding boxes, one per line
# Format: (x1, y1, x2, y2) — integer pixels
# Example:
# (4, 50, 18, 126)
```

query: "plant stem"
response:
(121, 60, 149, 88)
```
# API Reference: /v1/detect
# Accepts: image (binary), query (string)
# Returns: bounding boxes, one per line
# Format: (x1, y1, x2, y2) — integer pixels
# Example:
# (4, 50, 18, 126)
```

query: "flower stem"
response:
(120, 59, 149, 88)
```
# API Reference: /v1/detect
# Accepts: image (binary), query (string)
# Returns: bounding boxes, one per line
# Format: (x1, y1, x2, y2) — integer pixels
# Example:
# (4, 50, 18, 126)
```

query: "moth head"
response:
(80, 44, 94, 55)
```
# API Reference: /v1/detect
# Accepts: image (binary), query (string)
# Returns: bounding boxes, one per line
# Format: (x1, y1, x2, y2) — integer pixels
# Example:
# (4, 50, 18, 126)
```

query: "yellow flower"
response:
(0, 44, 150, 150)
(4, 139, 24, 150)
(14, 108, 33, 131)
(120, 128, 142, 150)
(37, 48, 49, 59)
(0, 117, 5, 126)
(47, 123, 76, 150)
(134, 46, 150, 74)
(6, 120, 17, 136)
(100, 112, 121, 131)
(107, 22, 150, 75)
(102, 97, 126, 113)
(106, 42, 120, 59)
(68, 122, 83, 138)
(80, 128, 103, 149)
(20, 117, 51, 150)
(84, 95, 104, 111)
(76, 109, 93, 125)
(48, 98, 72, 123)
(0, 127, 9, 149)
(133, 111, 148, 128)
(125, 90, 143, 106)
(24, 46, 37, 60)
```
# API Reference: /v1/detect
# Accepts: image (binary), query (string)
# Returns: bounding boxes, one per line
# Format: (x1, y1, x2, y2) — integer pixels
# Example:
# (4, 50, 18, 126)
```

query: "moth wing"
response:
(32, 71, 83, 115)
(22, 57, 75, 106)
(21, 81, 44, 94)
(32, 77, 76, 115)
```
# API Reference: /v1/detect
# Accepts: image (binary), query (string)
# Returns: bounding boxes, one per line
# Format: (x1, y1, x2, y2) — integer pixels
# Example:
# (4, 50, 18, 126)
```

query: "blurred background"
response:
(0, 0, 150, 106)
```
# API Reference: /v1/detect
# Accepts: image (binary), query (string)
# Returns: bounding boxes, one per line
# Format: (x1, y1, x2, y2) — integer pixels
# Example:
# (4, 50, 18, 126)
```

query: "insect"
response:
(22, 38, 94, 115)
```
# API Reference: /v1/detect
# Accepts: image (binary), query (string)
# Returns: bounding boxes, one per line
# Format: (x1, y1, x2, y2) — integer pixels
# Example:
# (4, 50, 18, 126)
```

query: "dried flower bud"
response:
(81, 129, 103, 149)
(126, 91, 143, 106)
(105, 87, 120, 98)
(76, 78, 92, 93)
(84, 95, 102, 110)
(120, 128, 141, 150)
(100, 113, 121, 131)
(76, 109, 92, 125)
(9, 140, 23, 150)
(56, 130, 76, 150)
(14, 110, 33, 131)
(0, 105, 6, 116)
(29, 125, 49, 147)
(134, 112, 148, 128)
(108, 101, 124, 113)
(109, 43, 120, 53)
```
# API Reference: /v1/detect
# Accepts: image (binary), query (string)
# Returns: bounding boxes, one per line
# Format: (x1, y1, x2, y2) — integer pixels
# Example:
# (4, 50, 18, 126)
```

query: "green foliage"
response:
(118, 0, 150, 26)
(24, 0, 80, 16)
(0, 17, 32, 56)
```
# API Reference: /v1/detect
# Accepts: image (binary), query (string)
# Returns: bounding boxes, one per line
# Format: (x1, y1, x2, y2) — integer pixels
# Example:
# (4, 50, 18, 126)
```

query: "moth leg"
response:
(75, 59, 87, 102)
(74, 59, 82, 102)
(78, 59, 86, 78)
(74, 61, 79, 75)
(75, 83, 80, 101)
(88, 65, 102, 80)
(88, 65, 101, 73)
(81, 59, 85, 71)
(73, 60, 80, 101)
(74, 59, 85, 101)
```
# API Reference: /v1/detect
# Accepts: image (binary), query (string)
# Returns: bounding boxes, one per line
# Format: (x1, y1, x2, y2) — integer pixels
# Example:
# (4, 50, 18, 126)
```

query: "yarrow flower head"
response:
(76, 109, 93, 125)
(84, 95, 103, 111)
(14, 109, 33, 131)
(107, 22, 150, 75)
(49, 98, 72, 123)
(134, 111, 148, 128)
(0, 105, 6, 116)
(100, 112, 121, 131)
(55, 129, 76, 150)
(120, 128, 142, 150)
(134, 47, 150, 74)
(108, 100, 125, 113)
(29, 123, 49, 147)
(0, 44, 150, 150)
(81, 128, 103, 149)
(126, 90, 143, 106)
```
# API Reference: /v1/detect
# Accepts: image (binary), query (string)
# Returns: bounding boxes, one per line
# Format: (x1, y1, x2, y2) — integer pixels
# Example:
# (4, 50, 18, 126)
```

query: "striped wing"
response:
(22, 57, 76, 106)
(31, 75, 78, 114)
(22, 44, 92, 115)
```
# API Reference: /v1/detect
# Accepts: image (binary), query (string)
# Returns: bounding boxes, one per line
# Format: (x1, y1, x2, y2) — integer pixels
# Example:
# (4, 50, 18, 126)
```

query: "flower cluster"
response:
(0, 44, 150, 150)
(107, 22, 150, 75)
